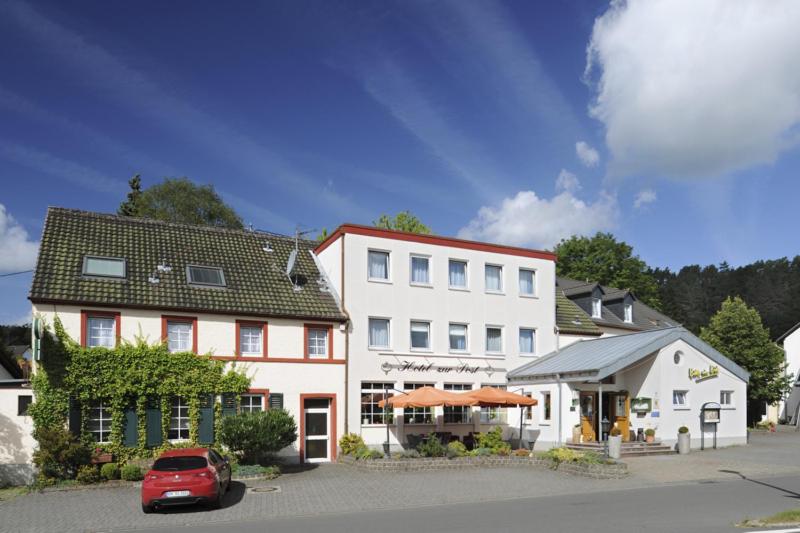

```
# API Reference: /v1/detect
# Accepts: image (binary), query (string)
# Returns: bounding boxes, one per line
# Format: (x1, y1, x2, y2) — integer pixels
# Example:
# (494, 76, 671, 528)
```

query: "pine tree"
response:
(117, 175, 143, 217)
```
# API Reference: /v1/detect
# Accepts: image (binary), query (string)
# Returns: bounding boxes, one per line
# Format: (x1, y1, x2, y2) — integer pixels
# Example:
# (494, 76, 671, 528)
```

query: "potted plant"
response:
(644, 428, 656, 444)
(572, 423, 581, 444)
(608, 426, 622, 459)
(677, 426, 690, 454)
(90, 447, 113, 465)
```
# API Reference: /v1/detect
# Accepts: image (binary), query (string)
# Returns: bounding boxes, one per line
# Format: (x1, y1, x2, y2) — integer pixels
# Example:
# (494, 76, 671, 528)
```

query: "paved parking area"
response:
(2, 429, 799, 533)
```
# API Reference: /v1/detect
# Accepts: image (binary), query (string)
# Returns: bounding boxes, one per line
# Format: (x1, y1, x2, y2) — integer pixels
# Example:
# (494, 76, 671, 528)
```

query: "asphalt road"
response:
(125, 473, 800, 533)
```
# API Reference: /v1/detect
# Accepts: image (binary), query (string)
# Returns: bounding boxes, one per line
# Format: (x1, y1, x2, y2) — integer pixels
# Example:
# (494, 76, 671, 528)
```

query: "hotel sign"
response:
(380, 361, 503, 376)
(689, 365, 719, 382)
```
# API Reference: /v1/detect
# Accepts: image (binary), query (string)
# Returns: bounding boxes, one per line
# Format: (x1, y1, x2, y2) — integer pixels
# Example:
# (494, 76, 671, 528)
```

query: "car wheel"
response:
(142, 503, 154, 514)
(208, 487, 223, 510)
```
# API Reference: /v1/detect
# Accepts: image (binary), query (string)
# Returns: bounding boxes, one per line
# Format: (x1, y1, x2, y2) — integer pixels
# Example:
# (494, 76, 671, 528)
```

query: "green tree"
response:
(117, 174, 142, 217)
(554, 233, 661, 308)
(316, 227, 330, 243)
(118, 177, 243, 229)
(219, 410, 297, 465)
(700, 296, 792, 424)
(373, 211, 431, 234)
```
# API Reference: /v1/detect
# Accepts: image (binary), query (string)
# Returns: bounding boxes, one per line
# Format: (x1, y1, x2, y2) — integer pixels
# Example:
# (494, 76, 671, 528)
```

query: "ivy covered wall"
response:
(29, 316, 250, 459)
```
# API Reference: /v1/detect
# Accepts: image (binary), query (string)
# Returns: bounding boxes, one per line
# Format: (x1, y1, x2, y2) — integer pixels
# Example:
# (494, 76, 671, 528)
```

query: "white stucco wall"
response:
(0, 387, 36, 485)
(519, 338, 748, 450)
(318, 231, 557, 448)
(31, 303, 346, 463)
(782, 328, 800, 422)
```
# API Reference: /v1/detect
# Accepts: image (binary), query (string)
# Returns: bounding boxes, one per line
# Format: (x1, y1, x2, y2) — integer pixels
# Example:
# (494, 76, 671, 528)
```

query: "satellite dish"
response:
(286, 249, 297, 277)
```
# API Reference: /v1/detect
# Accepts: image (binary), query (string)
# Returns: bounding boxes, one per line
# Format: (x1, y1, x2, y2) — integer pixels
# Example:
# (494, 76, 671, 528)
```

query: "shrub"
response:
(355, 448, 383, 460)
(339, 433, 366, 456)
(100, 463, 120, 481)
(446, 441, 467, 459)
(219, 409, 297, 465)
(76, 465, 100, 485)
(578, 452, 603, 465)
(475, 427, 512, 455)
(417, 437, 447, 457)
(609, 427, 621, 437)
(543, 447, 583, 465)
(645, 428, 656, 437)
(232, 464, 280, 479)
(395, 449, 420, 459)
(472, 447, 492, 457)
(513, 448, 530, 457)
(32, 427, 92, 480)
(678, 426, 689, 434)
(120, 464, 143, 481)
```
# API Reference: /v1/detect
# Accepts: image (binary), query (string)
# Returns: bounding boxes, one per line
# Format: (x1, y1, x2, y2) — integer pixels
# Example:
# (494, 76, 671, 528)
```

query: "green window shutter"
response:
(145, 398, 162, 447)
(268, 393, 284, 410)
(123, 404, 138, 447)
(68, 398, 81, 437)
(198, 394, 214, 444)
(221, 393, 237, 417)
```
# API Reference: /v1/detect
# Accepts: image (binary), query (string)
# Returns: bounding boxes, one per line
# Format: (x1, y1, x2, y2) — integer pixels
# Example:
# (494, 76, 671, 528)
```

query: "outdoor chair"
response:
(406, 434, 423, 449)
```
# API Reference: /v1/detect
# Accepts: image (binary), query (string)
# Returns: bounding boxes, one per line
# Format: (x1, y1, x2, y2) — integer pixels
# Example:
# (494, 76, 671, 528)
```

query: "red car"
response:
(141, 447, 232, 513)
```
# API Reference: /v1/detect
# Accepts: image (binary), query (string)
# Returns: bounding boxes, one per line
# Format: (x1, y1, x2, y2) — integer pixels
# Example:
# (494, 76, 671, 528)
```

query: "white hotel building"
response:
(316, 224, 558, 450)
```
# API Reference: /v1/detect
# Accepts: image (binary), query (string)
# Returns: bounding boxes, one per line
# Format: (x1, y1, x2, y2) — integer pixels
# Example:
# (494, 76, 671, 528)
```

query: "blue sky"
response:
(1, 0, 800, 325)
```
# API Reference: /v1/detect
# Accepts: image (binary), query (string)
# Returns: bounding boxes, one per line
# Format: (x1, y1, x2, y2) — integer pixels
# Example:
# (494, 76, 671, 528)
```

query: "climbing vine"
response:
(29, 316, 250, 460)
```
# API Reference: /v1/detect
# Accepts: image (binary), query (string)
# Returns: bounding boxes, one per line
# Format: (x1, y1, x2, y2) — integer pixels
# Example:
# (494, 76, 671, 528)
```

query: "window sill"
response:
(368, 278, 392, 284)
(485, 291, 505, 296)
(673, 407, 691, 411)
(410, 282, 433, 288)
(361, 424, 397, 428)
(410, 349, 433, 354)
(448, 286, 470, 292)
(485, 352, 505, 357)
(519, 353, 538, 358)
(519, 294, 538, 299)
(369, 346, 391, 351)
(448, 350, 471, 356)
(539, 422, 551, 426)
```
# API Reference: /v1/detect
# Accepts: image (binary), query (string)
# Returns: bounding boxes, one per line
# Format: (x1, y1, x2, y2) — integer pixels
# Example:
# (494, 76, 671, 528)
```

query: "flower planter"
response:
(91, 453, 113, 464)
(645, 435, 655, 444)
(607, 435, 622, 459)
(677, 432, 690, 454)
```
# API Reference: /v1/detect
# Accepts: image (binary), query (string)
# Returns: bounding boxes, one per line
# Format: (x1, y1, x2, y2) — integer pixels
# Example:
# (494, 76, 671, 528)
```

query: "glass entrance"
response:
(304, 398, 330, 463)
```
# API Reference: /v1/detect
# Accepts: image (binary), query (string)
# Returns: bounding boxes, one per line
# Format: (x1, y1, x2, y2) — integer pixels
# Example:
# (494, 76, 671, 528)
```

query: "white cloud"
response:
(458, 178, 618, 249)
(555, 169, 581, 193)
(633, 189, 657, 209)
(587, 0, 800, 178)
(0, 204, 39, 274)
(575, 141, 600, 167)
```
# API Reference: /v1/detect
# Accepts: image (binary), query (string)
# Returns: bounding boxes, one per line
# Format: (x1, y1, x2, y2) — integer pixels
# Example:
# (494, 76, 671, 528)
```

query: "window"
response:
(18, 395, 32, 416)
(268, 393, 284, 410)
(169, 396, 190, 440)
(443, 383, 472, 423)
(186, 265, 226, 287)
(403, 383, 431, 424)
(361, 382, 394, 425)
(720, 390, 734, 407)
(480, 384, 507, 423)
(542, 391, 552, 422)
(674, 351, 683, 365)
(624, 303, 633, 323)
(591, 297, 602, 318)
(82, 256, 125, 278)
(410, 321, 431, 350)
(368, 318, 390, 349)
(307, 327, 329, 358)
(519, 269, 536, 296)
(519, 328, 536, 355)
(87, 400, 112, 443)
(449, 260, 468, 289)
(449, 323, 468, 352)
(673, 390, 688, 408)
(368, 250, 390, 281)
(239, 325, 263, 356)
(167, 321, 193, 353)
(410, 255, 430, 285)
(87, 316, 116, 348)
(240, 394, 264, 413)
(485, 264, 503, 292)
(485, 327, 503, 354)
(523, 392, 534, 422)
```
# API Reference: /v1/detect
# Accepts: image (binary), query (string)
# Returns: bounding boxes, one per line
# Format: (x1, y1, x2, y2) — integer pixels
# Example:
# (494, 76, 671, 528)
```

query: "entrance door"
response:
(579, 392, 597, 442)
(612, 393, 630, 442)
(304, 398, 330, 463)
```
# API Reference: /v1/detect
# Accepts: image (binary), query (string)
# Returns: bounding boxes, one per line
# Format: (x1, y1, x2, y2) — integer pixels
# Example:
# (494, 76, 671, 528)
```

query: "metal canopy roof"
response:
(507, 327, 750, 383)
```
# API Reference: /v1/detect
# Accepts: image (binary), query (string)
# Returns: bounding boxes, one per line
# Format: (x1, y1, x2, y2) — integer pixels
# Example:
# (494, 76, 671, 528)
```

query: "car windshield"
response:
(152, 456, 208, 471)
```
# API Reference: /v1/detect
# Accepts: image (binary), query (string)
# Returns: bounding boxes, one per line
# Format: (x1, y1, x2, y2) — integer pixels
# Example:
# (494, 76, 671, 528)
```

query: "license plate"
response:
(164, 490, 190, 498)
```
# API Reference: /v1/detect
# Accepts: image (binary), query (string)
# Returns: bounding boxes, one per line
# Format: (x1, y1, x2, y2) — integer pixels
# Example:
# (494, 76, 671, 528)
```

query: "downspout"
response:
(557, 373, 563, 446)
(341, 234, 349, 435)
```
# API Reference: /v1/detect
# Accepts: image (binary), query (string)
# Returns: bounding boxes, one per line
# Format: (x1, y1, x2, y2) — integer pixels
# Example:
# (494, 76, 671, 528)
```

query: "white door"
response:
(304, 399, 330, 463)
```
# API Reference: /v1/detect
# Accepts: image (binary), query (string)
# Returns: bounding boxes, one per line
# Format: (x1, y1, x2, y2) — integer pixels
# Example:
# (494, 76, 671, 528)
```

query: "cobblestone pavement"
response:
(2, 429, 799, 533)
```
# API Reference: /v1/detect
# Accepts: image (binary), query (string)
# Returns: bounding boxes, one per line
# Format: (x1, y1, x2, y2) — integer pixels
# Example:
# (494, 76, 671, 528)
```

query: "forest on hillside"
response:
(653, 257, 800, 341)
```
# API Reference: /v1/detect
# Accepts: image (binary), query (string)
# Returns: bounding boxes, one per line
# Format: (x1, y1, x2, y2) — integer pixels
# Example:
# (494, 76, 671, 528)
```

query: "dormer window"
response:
(186, 265, 226, 287)
(624, 302, 633, 323)
(83, 256, 126, 278)
(591, 297, 602, 318)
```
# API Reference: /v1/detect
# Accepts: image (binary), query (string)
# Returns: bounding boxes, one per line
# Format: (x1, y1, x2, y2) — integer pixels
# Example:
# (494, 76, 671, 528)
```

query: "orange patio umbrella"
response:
(462, 386, 538, 407)
(378, 386, 478, 408)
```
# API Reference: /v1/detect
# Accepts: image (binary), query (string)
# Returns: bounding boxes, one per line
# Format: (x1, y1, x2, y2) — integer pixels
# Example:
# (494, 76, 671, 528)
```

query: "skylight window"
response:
(83, 256, 126, 278)
(186, 265, 226, 287)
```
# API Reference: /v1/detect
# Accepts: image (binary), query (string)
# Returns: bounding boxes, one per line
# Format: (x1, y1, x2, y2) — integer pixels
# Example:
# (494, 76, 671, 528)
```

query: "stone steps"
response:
(566, 441, 674, 457)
